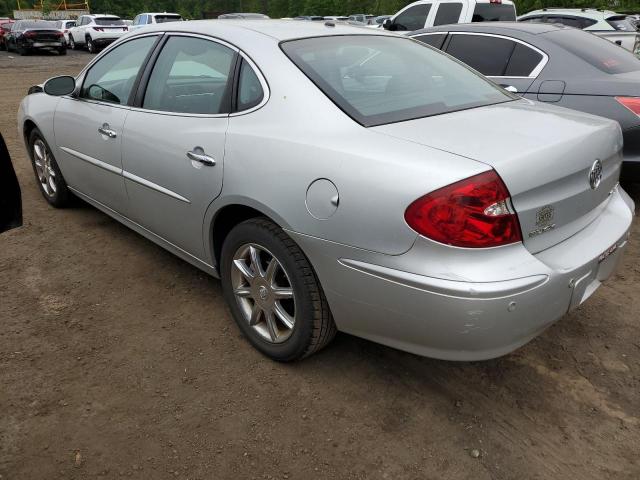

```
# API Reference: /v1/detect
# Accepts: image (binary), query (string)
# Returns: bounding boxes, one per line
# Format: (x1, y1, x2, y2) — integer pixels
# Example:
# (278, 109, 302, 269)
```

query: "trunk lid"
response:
(27, 29, 62, 41)
(372, 99, 623, 253)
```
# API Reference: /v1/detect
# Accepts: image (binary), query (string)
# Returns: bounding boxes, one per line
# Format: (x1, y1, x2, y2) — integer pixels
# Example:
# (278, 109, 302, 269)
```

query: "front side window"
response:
(472, 3, 516, 22)
(446, 34, 515, 76)
(391, 4, 431, 31)
(237, 60, 264, 111)
(143, 36, 235, 114)
(433, 3, 463, 26)
(80, 36, 157, 105)
(282, 35, 512, 127)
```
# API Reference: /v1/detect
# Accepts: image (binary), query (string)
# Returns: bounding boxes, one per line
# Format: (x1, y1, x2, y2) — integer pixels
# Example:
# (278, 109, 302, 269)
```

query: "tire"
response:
(28, 128, 72, 208)
(0, 40, 5, 51)
(221, 218, 336, 362)
(68, 35, 77, 50)
(18, 44, 28, 56)
(58, 47, 67, 56)
(86, 37, 96, 53)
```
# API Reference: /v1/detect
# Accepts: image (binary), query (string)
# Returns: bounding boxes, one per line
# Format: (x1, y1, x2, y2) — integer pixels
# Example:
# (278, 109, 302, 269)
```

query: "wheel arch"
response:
(22, 118, 38, 149)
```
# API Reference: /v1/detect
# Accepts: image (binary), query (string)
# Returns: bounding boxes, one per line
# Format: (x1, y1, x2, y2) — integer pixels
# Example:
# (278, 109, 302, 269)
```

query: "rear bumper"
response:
(290, 187, 635, 361)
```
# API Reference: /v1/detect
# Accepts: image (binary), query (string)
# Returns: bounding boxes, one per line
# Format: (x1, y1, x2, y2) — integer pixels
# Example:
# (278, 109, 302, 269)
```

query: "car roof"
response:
(519, 8, 617, 19)
(412, 21, 569, 36)
(143, 12, 181, 16)
(138, 19, 395, 41)
(88, 14, 121, 18)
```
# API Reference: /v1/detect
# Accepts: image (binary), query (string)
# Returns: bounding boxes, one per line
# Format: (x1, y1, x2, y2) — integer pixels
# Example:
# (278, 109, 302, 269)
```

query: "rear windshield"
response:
(155, 15, 182, 23)
(472, 3, 516, 22)
(606, 16, 637, 31)
(18, 21, 56, 29)
(95, 17, 124, 26)
(548, 28, 640, 74)
(281, 35, 512, 127)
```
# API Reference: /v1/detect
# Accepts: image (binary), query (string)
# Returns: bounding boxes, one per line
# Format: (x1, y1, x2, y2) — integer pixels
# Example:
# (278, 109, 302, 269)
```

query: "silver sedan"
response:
(18, 20, 635, 361)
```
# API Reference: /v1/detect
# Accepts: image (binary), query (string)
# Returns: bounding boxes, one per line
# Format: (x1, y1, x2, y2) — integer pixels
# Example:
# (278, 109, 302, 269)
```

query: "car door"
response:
(54, 35, 159, 215)
(121, 34, 237, 258)
(443, 32, 545, 93)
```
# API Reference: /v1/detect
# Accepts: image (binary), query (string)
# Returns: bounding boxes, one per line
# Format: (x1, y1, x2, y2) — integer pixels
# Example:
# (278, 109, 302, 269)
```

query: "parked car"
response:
(518, 9, 640, 54)
(0, 19, 14, 50)
(55, 19, 76, 46)
(131, 12, 182, 30)
(324, 16, 349, 21)
(367, 15, 391, 28)
(218, 13, 270, 19)
(293, 16, 325, 21)
(19, 21, 634, 362)
(68, 14, 128, 53)
(6, 20, 65, 55)
(384, 0, 516, 32)
(410, 22, 640, 180)
(348, 14, 375, 24)
(0, 131, 22, 234)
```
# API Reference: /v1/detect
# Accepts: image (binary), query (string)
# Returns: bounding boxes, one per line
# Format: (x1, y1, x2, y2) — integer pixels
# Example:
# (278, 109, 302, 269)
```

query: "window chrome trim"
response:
(230, 51, 271, 117)
(444, 31, 549, 78)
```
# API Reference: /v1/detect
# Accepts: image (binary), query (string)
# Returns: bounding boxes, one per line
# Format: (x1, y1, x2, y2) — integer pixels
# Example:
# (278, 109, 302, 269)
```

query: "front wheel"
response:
(68, 35, 77, 50)
(28, 128, 72, 208)
(86, 37, 96, 53)
(221, 218, 336, 361)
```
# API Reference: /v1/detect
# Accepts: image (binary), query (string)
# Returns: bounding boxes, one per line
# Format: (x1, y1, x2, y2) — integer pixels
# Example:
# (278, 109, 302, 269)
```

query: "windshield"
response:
(548, 28, 640, 74)
(155, 15, 182, 23)
(95, 17, 124, 26)
(281, 35, 513, 127)
(472, 3, 516, 22)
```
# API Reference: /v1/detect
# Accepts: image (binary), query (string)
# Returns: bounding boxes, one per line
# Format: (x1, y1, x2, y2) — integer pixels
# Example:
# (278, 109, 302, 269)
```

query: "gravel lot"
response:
(1, 49, 639, 480)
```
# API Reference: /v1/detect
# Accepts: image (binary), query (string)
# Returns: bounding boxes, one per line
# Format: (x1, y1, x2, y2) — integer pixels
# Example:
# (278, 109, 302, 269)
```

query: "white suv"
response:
(131, 12, 182, 31)
(68, 14, 128, 53)
(384, 0, 516, 32)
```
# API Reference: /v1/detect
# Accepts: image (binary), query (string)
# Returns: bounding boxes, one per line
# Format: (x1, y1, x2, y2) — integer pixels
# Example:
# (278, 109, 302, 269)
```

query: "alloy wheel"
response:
(231, 243, 296, 344)
(33, 139, 57, 197)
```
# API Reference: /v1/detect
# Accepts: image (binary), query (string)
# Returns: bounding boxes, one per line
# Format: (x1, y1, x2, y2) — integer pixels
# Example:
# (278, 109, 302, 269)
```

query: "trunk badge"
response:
(529, 205, 556, 238)
(589, 159, 603, 190)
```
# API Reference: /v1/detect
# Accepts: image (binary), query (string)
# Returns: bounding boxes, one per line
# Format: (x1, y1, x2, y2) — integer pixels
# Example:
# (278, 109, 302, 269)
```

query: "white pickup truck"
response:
(383, 0, 517, 32)
(518, 9, 640, 54)
(68, 14, 128, 53)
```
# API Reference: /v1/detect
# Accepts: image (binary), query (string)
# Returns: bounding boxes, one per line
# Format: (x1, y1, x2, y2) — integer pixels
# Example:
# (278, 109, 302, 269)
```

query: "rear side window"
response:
(548, 28, 640, 74)
(413, 33, 447, 49)
(504, 43, 544, 76)
(237, 60, 264, 111)
(281, 35, 511, 127)
(446, 34, 515, 76)
(606, 16, 637, 31)
(391, 4, 431, 31)
(472, 3, 516, 22)
(143, 36, 235, 114)
(434, 3, 463, 26)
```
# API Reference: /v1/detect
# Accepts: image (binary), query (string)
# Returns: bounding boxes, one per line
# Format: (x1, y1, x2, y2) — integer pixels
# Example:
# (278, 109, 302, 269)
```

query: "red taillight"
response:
(56, 31, 63, 37)
(616, 96, 640, 116)
(24, 31, 37, 38)
(490, 0, 502, 4)
(404, 170, 522, 248)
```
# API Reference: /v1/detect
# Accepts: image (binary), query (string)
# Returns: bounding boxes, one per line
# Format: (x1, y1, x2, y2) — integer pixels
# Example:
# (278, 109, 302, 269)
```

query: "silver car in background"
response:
(18, 21, 634, 362)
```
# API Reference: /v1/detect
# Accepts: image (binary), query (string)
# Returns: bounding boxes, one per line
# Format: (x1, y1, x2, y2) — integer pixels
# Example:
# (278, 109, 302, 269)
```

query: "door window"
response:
(392, 4, 431, 31)
(237, 59, 264, 111)
(446, 34, 515, 76)
(133, 15, 140, 26)
(413, 33, 447, 49)
(142, 36, 235, 115)
(80, 36, 157, 105)
(433, 3, 463, 26)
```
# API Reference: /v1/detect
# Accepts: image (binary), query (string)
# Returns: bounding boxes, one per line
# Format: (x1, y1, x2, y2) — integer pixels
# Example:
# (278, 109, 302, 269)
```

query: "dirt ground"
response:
(0, 49, 639, 480)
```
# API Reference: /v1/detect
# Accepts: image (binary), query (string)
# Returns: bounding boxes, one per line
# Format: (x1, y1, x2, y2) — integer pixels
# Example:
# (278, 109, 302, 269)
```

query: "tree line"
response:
(1, 0, 638, 21)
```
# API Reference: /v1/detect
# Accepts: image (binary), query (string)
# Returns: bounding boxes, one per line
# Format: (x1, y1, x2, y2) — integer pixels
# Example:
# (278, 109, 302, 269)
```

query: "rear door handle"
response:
(187, 148, 216, 166)
(98, 123, 117, 138)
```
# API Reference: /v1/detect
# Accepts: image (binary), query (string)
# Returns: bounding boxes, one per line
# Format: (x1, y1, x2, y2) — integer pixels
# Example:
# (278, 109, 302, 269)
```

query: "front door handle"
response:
(98, 123, 117, 139)
(187, 148, 216, 166)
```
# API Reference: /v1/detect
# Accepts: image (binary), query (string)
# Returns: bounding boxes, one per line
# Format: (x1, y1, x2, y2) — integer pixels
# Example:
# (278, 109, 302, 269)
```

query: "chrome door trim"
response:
(122, 170, 191, 204)
(440, 31, 549, 78)
(60, 146, 122, 175)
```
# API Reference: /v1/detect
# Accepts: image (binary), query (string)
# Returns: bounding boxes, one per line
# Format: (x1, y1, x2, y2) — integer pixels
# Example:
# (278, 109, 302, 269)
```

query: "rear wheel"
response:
(58, 47, 67, 56)
(0, 40, 5, 51)
(18, 44, 28, 56)
(28, 128, 72, 208)
(86, 37, 96, 53)
(221, 218, 336, 361)
(68, 35, 77, 50)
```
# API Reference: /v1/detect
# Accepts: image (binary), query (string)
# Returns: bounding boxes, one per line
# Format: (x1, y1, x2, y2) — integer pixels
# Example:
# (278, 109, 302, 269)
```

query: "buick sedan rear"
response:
(18, 21, 634, 361)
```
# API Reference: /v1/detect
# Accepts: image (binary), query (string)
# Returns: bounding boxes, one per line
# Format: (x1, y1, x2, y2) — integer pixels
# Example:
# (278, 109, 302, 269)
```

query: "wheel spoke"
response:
(265, 258, 278, 284)
(249, 246, 264, 277)
(33, 143, 44, 161)
(234, 287, 252, 298)
(272, 287, 293, 300)
(265, 311, 279, 341)
(273, 303, 294, 330)
(249, 304, 262, 326)
(233, 259, 255, 283)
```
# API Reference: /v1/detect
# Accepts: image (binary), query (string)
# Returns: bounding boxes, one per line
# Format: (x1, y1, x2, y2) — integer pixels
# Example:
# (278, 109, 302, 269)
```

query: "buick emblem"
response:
(589, 160, 603, 190)
(536, 205, 555, 226)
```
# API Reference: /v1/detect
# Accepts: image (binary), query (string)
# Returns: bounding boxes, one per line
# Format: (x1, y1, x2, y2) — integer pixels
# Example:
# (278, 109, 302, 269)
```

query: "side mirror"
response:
(43, 76, 76, 96)
(383, 18, 393, 30)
